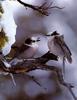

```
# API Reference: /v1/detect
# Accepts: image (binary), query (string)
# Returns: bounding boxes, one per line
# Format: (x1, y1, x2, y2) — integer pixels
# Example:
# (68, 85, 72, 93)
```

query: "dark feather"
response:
(11, 44, 30, 58)
(36, 51, 58, 64)
(54, 35, 72, 63)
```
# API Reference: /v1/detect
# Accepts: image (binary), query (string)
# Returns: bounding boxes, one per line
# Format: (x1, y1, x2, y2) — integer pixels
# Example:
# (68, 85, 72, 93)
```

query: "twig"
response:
(17, 0, 63, 16)
(26, 74, 47, 91)
(37, 64, 77, 100)
(10, 73, 16, 86)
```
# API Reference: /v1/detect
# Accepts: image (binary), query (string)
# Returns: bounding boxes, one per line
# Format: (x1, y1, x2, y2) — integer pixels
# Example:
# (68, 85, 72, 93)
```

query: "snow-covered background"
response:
(0, 0, 77, 100)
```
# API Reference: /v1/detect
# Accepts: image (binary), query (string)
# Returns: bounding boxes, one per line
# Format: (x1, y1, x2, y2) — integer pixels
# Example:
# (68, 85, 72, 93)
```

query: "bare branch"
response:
(0, 52, 76, 100)
(0, 59, 76, 100)
(17, 0, 63, 16)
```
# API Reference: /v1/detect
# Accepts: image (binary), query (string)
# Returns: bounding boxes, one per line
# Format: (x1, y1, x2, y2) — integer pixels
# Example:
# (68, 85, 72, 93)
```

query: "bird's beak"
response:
(36, 39, 40, 42)
(35, 37, 40, 42)
(45, 34, 51, 36)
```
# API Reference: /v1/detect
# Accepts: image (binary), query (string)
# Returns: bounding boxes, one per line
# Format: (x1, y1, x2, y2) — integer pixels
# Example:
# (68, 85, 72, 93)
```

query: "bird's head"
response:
(0, 1, 17, 56)
(25, 37, 40, 45)
(51, 31, 59, 36)
(45, 31, 60, 37)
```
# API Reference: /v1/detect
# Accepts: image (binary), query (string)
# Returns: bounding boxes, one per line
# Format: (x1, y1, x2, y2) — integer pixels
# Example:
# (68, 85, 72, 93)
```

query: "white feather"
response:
(0, 1, 17, 55)
(19, 41, 38, 59)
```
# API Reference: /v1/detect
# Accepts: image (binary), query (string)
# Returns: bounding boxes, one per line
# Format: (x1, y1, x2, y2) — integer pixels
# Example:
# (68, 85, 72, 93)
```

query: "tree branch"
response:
(17, 0, 63, 16)
(0, 54, 76, 100)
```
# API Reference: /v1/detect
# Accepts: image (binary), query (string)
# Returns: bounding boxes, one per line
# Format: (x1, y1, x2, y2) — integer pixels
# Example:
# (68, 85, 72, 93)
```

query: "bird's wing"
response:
(19, 44, 30, 53)
(11, 44, 30, 58)
(54, 35, 72, 63)
(11, 45, 19, 49)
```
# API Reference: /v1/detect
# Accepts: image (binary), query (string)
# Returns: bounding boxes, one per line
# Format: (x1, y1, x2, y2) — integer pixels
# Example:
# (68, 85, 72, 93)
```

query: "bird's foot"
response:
(10, 73, 16, 86)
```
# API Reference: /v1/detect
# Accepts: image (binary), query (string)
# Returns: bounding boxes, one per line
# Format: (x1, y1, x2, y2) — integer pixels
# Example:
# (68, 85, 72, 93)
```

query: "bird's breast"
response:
(18, 46, 38, 59)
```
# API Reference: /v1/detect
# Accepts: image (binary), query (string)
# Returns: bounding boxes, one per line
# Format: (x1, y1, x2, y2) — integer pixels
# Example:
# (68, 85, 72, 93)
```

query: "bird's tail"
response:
(66, 55, 72, 63)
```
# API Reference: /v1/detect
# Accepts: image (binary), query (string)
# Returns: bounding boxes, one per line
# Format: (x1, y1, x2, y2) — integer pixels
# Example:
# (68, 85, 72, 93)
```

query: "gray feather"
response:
(54, 35, 72, 63)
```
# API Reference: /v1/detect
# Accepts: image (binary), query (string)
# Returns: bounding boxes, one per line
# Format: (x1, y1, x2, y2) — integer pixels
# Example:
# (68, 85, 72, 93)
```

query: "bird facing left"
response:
(0, 0, 17, 86)
(46, 31, 72, 76)
(0, 1, 17, 58)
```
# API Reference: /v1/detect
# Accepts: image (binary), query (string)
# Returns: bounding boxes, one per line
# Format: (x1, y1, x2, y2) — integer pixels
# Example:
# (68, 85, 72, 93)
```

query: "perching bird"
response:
(46, 31, 72, 75)
(0, 1, 17, 85)
(11, 36, 40, 59)
(0, 0, 17, 65)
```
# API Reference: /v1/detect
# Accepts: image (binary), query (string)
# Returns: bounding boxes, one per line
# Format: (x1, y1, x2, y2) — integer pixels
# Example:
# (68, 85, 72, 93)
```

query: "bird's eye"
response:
(25, 38, 32, 44)
(32, 40, 36, 42)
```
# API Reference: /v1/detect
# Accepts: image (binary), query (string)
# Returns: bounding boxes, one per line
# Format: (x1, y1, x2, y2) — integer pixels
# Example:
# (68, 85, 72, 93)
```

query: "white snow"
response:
(0, 0, 17, 55)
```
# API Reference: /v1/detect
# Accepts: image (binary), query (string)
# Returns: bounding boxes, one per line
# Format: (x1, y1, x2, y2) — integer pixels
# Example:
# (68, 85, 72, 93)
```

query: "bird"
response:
(46, 31, 72, 76)
(11, 36, 40, 60)
(0, 0, 17, 66)
(0, 1, 17, 86)
(0, 0, 17, 59)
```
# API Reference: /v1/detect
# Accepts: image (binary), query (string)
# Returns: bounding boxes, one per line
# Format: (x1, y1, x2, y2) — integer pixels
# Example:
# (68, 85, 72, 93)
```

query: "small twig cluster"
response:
(17, 0, 63, 16)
